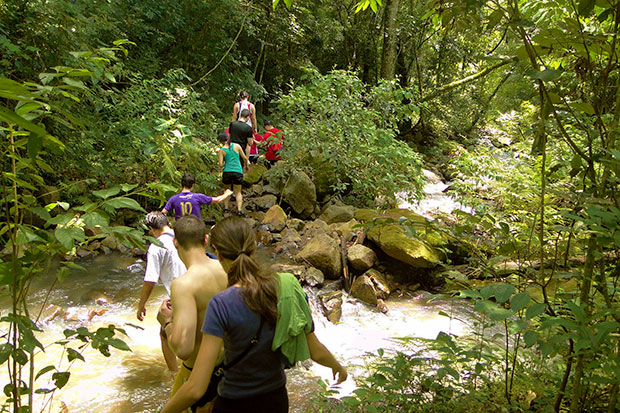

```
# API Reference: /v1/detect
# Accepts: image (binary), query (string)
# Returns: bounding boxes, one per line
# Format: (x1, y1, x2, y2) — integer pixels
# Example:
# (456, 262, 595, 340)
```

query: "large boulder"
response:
(319, 204, 356, 224)
(319, 290, 343, 324)
(254, 195, 278, 211)
(296, 233, 342, 279)
(369, 224, 441, 268)
(244, 164, 268, 185)
(355, 208, 442, 268)
(261, 205, 287, 232)
(303, 219, 329, 238)
(347, 244, 377, 272)
(350, 275, 378, 306)
(282, 170, 317, 219)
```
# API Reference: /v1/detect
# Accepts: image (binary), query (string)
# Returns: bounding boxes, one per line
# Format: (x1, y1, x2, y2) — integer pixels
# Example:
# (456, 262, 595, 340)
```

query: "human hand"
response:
(157, 298, 173, 326)
(224, 189, 233, 196)
(137, 305, 146, 321)
(332, 365, 348, 384)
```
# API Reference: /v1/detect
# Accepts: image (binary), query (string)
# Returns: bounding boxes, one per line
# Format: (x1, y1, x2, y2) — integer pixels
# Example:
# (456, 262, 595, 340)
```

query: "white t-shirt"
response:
(237, 100, 253, 128)
(143, 231, 186, 294)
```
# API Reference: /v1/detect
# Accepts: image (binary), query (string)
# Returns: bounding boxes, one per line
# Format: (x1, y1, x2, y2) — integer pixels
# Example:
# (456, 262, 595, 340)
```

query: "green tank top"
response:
(222, 143, 243, 174)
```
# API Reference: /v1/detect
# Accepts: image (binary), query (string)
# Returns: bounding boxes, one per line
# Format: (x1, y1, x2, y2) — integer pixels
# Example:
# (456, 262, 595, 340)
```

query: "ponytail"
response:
(210, 217, 279, 324)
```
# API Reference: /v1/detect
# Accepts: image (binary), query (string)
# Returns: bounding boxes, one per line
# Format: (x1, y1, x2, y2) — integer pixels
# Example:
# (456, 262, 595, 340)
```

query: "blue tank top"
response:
(222, 143, 243, 173)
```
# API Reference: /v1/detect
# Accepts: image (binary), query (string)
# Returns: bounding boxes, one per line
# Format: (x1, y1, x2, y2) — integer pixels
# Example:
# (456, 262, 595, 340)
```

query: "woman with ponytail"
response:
(161, 216, 347, 413)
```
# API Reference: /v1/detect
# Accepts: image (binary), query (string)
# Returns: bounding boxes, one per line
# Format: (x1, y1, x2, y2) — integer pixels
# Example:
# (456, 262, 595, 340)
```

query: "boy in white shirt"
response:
(137, 211, 187, 372)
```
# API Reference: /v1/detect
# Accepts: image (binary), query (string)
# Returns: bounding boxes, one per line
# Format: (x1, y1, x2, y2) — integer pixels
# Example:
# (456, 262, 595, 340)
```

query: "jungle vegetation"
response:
(1, 0, 619, 411)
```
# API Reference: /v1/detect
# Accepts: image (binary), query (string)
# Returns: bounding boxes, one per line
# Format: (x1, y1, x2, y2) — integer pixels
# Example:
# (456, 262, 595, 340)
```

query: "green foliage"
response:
(277, 69, 424, 205)
(0, 49, 139, 412)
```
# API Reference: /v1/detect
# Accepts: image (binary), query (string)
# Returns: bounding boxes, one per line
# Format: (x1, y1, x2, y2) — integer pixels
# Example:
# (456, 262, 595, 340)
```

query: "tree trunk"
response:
(380, 0, 400, 80)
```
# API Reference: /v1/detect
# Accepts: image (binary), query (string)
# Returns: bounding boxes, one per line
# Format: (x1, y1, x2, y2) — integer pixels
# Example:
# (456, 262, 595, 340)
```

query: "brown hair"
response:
(174, 215, 206, 250)
(209, 216, 278, 324)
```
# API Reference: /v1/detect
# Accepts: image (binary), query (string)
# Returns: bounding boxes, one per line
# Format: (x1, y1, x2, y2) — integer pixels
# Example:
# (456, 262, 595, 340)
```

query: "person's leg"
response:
(160, 334, 178, 372)
(233, 184, 243, 213)
(221, 175, 230, 212)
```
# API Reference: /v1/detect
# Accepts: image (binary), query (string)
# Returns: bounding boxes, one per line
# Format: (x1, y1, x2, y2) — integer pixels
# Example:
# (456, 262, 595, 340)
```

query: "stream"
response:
(0, 170, 475, 412)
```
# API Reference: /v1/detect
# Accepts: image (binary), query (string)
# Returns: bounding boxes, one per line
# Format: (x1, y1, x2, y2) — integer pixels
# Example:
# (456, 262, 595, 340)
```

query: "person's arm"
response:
(218, 149, 225, 167)
(211, 189, 233, 204)
(231, 103, 238, 123)
(137, 281, 155, 321)
(161, 333, 222, 413)
(306, 332, 348, 383)
(157, 279, 197, 360)
(162, 208, 168, 215)
(251, 105, 257, 133)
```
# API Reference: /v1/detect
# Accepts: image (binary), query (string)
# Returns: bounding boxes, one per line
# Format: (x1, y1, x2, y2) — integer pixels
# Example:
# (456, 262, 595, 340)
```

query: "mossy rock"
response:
(244, 164, 268, 185)
(367, 224, 442, 268)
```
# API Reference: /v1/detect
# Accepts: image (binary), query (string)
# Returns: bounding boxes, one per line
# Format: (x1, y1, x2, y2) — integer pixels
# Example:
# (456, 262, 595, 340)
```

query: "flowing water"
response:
(0, 249, 472, 412)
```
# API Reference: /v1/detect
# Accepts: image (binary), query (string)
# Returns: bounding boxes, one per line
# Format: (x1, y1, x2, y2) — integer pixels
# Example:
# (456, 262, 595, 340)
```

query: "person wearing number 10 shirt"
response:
(163, 173, 233, 220)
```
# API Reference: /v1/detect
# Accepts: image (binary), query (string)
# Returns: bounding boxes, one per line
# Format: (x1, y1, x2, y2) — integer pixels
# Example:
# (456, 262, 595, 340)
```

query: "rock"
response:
(303, 219, 329, 238)
(272, 233, 282, 242)
(76, 246, 94, 259)
(256, 229, 274, 246)
(286, 218, 305, 232)
(364, 268, 391, 299)
(84, 225, 104, 237)
(281, 228, 302, 244)
(270, 264, 306, 279)
(492, 260, 520, 276)
(244, 164, 268, 185)
(375, 298, 389, 313)
(296, 233, 342, 279)
(347, 244, 377, 272)
(350, 275, 378, 306)
(252, 184, 265, 196)
(269, 264, 324, 288)
(261, 205, 287, 232)
(319, 204, 356, 224)
(371, 225, 441, 268)
(302, 267, 324, 287)
(243, 217, 257, 229)
(282, 170, 317, 219)
(249, 211, 266, 223)
(329, 219, 360, 242)
(88, 308, 108, 321)
(41, 304, 64, 323)
(101, 235, 121, 251)
(254, 195, 278, 211)
(319, 290, 343, 324)
(262, 162, 290, 193)
(262, 184, 279, 195)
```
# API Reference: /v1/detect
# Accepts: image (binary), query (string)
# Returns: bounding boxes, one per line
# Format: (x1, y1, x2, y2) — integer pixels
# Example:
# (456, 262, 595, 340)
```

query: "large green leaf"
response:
(526, 68, 561, 82)
(104, 197, 144, 211)
(54, 227, 85, 250)
(510, 292, 530, 312)
(92, 187, 121, 199)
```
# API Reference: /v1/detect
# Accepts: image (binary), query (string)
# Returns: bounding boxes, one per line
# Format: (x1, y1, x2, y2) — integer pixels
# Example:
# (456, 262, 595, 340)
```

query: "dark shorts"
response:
(213, 385, 288, 413)
(222, 172, 243, 186)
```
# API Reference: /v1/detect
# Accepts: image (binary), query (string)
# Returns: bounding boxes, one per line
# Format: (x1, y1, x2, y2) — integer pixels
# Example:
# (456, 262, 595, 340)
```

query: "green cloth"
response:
(272, 272, 313, 365)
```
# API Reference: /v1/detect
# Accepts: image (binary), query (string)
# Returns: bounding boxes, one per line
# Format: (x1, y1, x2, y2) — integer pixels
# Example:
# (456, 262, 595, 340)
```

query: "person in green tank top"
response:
(218, 132, 248, 216)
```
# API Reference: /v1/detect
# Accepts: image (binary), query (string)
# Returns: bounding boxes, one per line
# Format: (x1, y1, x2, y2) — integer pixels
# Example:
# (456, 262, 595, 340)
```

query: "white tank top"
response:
(237, 100, 253, 127)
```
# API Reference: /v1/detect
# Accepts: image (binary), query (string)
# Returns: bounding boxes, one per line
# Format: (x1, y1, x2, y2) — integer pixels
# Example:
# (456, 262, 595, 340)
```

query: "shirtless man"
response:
(156, 215, 228, 410)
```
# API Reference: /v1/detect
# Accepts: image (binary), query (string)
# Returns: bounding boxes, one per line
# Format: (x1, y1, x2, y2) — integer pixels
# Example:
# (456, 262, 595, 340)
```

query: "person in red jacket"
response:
(258, 120, 284, 168)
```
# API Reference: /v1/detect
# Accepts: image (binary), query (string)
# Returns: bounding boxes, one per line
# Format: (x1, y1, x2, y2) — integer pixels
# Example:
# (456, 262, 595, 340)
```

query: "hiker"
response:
(258, 120, 284, 168)
(160, 217, 348, 413)
(218, 132, 248, 217)
(163, 173, 232, 220)
(157, 216, 228, 412)
(228, 109, 254, 167)
(137, 211, 186, 372)
(231, 90, 257, 133)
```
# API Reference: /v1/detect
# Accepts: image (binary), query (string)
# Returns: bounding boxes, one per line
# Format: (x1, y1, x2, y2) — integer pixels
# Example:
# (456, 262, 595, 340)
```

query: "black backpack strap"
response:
(223, 317, 264, 370)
